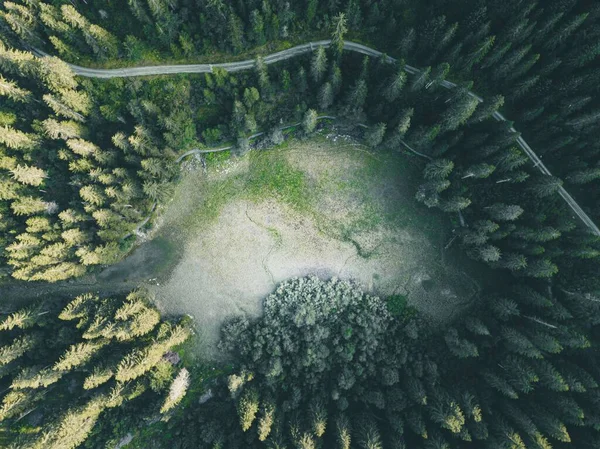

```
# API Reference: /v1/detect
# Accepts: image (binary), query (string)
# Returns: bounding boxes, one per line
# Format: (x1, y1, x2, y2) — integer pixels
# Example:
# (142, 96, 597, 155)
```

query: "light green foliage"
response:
(0, 308, 36, 331)
(83, 365, 114, 390)
(54, 340, 107, 371)
(238, 388, 260, 432)
(257, 401, 275, 441)
(160, 367, 190, 413)
(0, 334, 37, 365)
(115, 324, 190, 382)
(311, 46, 327, 82)
(302, 109, 318, 134)
(0, 289, 190, 446)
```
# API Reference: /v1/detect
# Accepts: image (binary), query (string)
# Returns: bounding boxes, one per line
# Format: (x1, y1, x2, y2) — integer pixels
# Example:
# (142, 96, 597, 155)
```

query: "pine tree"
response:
(238, 387, 260, 432)
(255, 56, 271, 95)
(30, 395, 107, 449)
(527, 176, 563, 198)
(54, 341, 106, 372)
(566, 167, 600, 184)
(1, 1, 38, 43)
(0, 308, 36, 331)
(0, 74, 30, 102)
(441, 196, 471, 212)
(383, 68, 407, 102)
(310, 400, 327, 437)
(0, 335, 37, 366)
(79, 185, 106, 207)
(365, 123, 386, 148)
(336, 415, 352, 449)
(544, 13, 589, 51)
(307, 0, 318, 25)
(302, 109, 318, 134)
(311, 46, 328, 83)
(11, 366, 63, 389)
(318, 82, 334, 109)
(296, 66, 308, 93)
(10, 164, 47, 186)
(83, 365, 114, 390)
(160, 368, 190, 413)
(424, 159, 454, 180)
(331, 13, 347, 60)
(345, 79, 368, 115)
(469, 95, 504, 123)
(486, 203, 524, 221)
(440, 85, 480, 131)
(445, 328, 479, 358)
(11, 196, 49, 216)
(250, 9, 266, 45)
(43, 119, 85, 140)
(0, 390, 41, 422)
(0, 125, 38, 150)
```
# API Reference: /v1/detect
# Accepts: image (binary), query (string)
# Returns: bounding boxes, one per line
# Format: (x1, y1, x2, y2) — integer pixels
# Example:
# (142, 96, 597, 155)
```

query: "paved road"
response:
(54, 40, 600, 237)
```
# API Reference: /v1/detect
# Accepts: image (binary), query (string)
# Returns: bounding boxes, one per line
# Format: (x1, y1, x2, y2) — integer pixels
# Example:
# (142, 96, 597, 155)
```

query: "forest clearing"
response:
(154, 135, 479, 357)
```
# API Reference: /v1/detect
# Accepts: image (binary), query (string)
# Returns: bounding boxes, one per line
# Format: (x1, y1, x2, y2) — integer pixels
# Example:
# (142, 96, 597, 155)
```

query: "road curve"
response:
(53, 40, 600, 237)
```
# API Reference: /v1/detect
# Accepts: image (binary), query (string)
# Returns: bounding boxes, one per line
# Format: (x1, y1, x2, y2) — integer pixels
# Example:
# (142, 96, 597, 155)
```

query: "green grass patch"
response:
(204, 150, 231, 164)
(246, 150, 311, 212)
(174, 175, 240, 236)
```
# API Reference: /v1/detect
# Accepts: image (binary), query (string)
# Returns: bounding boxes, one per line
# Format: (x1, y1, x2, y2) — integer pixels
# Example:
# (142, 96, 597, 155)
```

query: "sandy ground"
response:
(153, 136, 479, 358)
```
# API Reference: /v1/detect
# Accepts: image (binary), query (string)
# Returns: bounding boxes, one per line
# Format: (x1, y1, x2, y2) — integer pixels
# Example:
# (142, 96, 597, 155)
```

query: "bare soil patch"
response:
(152, 136, 479, 358)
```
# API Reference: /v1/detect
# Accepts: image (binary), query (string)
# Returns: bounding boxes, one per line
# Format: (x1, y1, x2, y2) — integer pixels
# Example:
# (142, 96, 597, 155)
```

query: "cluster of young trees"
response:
(0, 288, 191, 448)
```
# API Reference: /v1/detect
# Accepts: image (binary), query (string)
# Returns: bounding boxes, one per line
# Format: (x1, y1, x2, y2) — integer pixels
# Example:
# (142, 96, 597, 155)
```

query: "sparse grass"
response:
(246, 150, 311, 212)
(204, 150, 231, 164)
(167, 133, 449, 262)
(173, 147, 312, 236)
(181, 176, 240, 231)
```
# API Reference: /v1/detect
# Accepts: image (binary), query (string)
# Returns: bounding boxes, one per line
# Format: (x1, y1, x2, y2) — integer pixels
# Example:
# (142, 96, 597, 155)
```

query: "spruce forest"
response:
(0, 0, 600, 448)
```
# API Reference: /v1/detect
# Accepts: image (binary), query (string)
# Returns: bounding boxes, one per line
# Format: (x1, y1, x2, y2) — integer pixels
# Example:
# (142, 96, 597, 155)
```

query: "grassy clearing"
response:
(152, 133, 480, 361)
(168, 133, 449, 252)
(246, 150, 311, 212)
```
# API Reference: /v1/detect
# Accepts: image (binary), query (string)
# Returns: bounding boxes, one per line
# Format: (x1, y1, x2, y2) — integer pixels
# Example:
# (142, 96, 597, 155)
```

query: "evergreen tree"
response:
(302, 109, 318, 134)
(365, 123, 386, 148)
(331, 13, 347, 60)
(311, 46, 328, 83)
(319, 82, 334, 109)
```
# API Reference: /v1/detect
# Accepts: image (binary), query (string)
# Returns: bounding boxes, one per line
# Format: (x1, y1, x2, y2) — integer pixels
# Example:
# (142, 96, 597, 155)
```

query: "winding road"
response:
(55, 40, 600, 237)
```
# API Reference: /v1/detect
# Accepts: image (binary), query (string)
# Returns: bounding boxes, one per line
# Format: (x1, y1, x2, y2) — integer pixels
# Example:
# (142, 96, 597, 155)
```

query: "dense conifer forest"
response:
(1, 0, 600, 448)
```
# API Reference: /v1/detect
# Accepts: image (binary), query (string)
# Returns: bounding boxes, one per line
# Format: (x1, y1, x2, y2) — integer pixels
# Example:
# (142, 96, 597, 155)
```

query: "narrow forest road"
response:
(51, 40, 600, 237)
